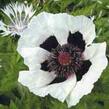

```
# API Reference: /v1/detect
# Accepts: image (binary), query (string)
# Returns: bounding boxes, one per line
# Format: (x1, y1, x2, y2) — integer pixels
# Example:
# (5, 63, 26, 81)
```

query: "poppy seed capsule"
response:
(58, 52, 71, 65)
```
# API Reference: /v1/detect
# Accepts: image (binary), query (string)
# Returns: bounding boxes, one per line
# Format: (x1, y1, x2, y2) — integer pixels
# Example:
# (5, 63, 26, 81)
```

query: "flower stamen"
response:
(47, 44, 83, 78)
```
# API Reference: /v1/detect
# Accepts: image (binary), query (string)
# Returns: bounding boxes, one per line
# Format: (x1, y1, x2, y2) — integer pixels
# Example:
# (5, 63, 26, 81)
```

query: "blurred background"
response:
(0, 0, 109, 109)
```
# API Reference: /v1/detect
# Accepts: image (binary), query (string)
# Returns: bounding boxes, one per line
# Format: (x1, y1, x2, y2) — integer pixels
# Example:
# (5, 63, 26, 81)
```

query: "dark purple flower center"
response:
(47, 44, 83, 78)
(40, 31, 92, 82)
(58, 52, 71, 65)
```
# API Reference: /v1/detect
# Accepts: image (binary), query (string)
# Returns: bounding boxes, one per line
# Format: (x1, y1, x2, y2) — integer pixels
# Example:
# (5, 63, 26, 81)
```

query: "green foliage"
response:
(0, 0, 109, 109)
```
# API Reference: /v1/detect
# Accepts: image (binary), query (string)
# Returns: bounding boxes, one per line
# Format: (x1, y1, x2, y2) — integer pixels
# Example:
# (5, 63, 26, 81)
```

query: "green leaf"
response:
(9, 101, 18, 109)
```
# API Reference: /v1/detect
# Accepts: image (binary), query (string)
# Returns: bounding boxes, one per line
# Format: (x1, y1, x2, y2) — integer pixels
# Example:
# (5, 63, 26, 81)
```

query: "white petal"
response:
(19, 13, 95, 49)
(68, 16, 96, 45)
(30, 13, 71, 45)
(20, 12, 70, 46)
(83, 44, 97, 60)
(20, 13, 70, 47)
(66, 42, 108, 107)
(17, 47, 50, 70)
(19, 12, 54, 47)
(18, 70, 56, 90)
(31, 74, 76, 102)
(49, 13, 71, 45)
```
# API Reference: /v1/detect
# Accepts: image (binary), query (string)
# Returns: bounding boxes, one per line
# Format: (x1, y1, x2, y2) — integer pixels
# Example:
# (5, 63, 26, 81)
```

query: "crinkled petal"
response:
(66, 42, 108, 107)
(18, 70, 56, 90)
(49, 13, 71, 45)
(19, 12, 53, 48)
(83, 44, 97, 60)
(30, 74, 76, 102)
(17, 47, 50, 70)
(18, 12, 95, 50)
(19, 12, 70, 46)
(68, 15, 96, 45)
(17, 12, 106, 107)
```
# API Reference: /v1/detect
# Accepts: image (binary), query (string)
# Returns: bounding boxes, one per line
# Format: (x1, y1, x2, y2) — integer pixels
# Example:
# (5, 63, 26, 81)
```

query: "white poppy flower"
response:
(17, 12, 108, 107)
(0, 2, 35, 36)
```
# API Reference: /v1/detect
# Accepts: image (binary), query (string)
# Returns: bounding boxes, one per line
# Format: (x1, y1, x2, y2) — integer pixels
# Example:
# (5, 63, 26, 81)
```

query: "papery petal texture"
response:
(17, 12, 108, 107)
(18, 12, 95, 48)
(66, 42, 108, 107)
(19, 70, 76, 102)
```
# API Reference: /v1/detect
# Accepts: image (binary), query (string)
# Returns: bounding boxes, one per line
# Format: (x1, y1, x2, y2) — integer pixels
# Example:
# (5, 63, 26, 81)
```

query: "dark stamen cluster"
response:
(47, 44, 83, 78)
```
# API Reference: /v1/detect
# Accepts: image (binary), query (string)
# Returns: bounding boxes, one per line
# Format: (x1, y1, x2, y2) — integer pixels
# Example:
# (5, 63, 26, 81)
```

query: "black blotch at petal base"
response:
(41, 60, 49, 71)
(49, 76, 66, 84)
(40, 36, 59, 52)
(67, 31, 86, 52)
(76, 60, 92, 81)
